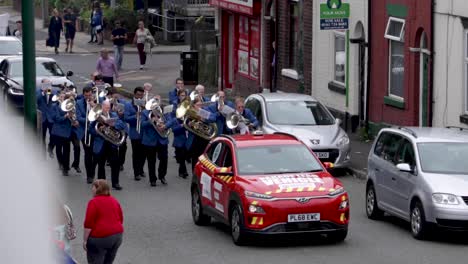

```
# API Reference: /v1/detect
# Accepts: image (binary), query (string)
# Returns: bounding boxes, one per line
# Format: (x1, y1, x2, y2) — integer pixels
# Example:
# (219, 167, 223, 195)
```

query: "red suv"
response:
(191, 132, 350, 245)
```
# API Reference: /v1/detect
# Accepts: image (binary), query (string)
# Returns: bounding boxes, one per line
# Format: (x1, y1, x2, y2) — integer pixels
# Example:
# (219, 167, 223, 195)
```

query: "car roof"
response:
(4, 56, 56, 63)
(220, 133, 304, 148)
(251, 92, 319, 102)
(0, 36, 21, 42)
(381, 127, 468, 143)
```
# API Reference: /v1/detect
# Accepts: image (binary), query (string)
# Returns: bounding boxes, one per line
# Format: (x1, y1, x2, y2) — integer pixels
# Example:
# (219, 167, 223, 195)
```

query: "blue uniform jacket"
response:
(123, 100, 143, 140)
(207, 100, 235, 135)
(141, 109, 176, 147)
(168, 88, 191, 105)
(51, 104, 73, 138)
(90, 112, 128, 154)
(185, 106, 217, 150)
(169, 103, 187, 148)
(73, 98, 87, 140)
(36, 88, 58, 123)
(242, 108, 259, 128)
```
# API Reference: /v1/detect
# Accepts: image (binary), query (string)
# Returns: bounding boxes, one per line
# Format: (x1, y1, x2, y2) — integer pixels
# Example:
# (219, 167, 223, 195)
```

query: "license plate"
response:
(315, 152, 329, 159)
(288, 213, 320, 223)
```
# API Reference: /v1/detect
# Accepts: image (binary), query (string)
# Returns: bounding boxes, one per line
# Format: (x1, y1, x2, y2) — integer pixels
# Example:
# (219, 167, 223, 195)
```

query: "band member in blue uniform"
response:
(169, 77, 186, 105)
(194, 84, 210, 102)
(89, 100, 128, 190)
(207, 90, 236, 135)
(170, 89, 189, 178)
(36, 79, 57, 158)
(51, 93, 75, 176)
(141, 98, 176, 186)
(124, 87, 147, 181)
(75, 87, 95, 181)
(233, 96, 259, 134)
(108, 90, 128, 171)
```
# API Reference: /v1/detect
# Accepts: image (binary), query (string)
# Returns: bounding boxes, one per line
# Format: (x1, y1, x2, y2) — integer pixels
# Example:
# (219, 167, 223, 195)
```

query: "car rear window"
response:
(236, 144, 323, 175)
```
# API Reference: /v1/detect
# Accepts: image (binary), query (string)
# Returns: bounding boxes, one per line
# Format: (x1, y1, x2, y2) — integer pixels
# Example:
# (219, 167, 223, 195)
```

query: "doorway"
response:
(419, 32, 429, 127)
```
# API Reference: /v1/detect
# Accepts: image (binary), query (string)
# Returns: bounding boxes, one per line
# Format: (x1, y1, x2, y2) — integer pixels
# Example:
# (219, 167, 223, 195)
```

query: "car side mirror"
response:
(213, 167, 234, 177)
(66, 71, 74, 77)
(323, 162, 334, 170)
(336, 118, 342, 125)
(396, 163, 413, 173)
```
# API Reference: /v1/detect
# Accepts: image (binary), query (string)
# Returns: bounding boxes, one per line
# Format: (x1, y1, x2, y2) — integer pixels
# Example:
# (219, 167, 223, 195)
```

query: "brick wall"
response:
(261, 18, 272, 89)
(303, 0, 312, 95)
(234, 74, 262, 96)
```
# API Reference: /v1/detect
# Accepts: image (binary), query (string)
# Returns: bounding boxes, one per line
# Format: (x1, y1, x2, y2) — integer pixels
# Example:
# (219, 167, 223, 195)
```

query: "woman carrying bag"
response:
(48, 9, 63, 54)
(133, 20, 155, 70)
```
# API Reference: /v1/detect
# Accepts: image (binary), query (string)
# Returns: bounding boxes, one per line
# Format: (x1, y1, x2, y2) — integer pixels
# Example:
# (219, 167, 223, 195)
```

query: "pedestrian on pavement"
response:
(48, 9, 63, 54)
(63, 8, 77, 53)
(84, 180, 124, 264)
(111, 20, 127, 71)
(91, 3, 104, 45)
(96, 49, 119, 87)
(133, 20, 151, 70)
(13, 20, 22, 40)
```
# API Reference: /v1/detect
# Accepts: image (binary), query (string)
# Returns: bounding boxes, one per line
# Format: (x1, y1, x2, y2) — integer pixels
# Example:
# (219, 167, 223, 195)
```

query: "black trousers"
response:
(174, 147, 188, 175)
(118, 141, 127, 167)
(86, 233, 123, 264)
(102, 76, 114, 87)
(82, 138, 94, 180)
(131, 139, 145, 177)
(145, 144, 168, 183)
(190, 137, 209, 172)
(55, 136, 71, 171)
(41, 120, 55, 156)
(93, 142, 120, 186)
(71, 133, 81, 169)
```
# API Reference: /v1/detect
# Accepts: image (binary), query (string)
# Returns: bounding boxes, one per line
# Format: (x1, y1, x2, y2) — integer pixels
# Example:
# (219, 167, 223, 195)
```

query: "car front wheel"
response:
(366, 183, 384, 219)
(411, 201, 429, 240)
(230, 204, 248, 246)
(191, 188, 210, 226)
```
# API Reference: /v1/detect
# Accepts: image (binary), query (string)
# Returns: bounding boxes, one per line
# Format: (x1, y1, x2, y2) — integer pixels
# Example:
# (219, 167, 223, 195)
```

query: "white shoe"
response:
(140, 65, 143, 70)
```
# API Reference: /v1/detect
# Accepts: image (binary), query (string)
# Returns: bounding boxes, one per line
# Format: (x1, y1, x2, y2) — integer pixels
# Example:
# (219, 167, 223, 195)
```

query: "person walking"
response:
(96, 49, 119, 87)
(133, 20, 151, 70)
(63, 8, 77, 53)
(13, 20, 22, 40)
(83, 180, 124, 264)
(91, 3, 104, 45)
(111, 20, 127, 71)
(48, 9, 63, 54)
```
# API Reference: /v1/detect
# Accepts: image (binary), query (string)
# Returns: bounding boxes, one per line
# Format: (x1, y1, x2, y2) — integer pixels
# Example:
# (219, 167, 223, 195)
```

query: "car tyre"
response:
(411, 201, 429, 240)
(230, 204, 248, 246)
(327, 229, 348, 243)
(366, 183, 384, 220)
(191, 188, 211, 226)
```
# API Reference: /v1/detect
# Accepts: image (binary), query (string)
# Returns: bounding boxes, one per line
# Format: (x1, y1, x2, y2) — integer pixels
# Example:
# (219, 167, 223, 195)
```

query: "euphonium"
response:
(175, 99, 217, 140)
(145, 98, 170, 138)
(60, 97, 77, 122)
(88, 105, 126, 146)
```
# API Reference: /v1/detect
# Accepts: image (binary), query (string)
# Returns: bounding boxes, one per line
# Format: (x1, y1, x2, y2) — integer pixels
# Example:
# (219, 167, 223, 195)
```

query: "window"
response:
(385, 17, 405, 42)
(373, 132, 403, 164)
(395, 139, 415, 168)
(465, 30, 468, 113)
(221, 145, 233, 168)
(289, 1, 299, 68)
(418, 142, 468, 174)
(245, 98, 262, 125)
(9, 61, 65, 78)
(334, 32, 346, 84)
(266, 100, 335, 125)
(389, 40, 405, 99)
(206, 142, 223, 164)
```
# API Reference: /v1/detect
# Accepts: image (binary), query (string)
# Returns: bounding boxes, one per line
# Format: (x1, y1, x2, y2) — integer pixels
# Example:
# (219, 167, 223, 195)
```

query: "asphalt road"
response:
(57, 140, 468, 264)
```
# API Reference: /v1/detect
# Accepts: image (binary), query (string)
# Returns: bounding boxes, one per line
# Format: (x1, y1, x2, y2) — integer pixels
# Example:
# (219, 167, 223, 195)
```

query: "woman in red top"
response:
(83, 180, 124, 264)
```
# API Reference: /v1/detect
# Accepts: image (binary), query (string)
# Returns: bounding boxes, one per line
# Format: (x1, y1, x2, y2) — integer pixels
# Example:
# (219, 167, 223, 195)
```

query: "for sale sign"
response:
(320, 0, 350, 30)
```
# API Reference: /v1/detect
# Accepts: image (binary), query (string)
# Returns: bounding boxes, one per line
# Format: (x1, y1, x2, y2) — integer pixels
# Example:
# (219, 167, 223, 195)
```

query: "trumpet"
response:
(175, 99, 217, 140)
(133, 98, 145, 134)
(146, 98, 170, 138)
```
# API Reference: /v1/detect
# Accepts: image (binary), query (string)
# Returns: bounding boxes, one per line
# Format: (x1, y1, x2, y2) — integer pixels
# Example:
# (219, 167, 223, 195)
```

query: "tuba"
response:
(88, 105, 126, 146)
(176, 99, 217, 140)
(145, 98, 170, 138)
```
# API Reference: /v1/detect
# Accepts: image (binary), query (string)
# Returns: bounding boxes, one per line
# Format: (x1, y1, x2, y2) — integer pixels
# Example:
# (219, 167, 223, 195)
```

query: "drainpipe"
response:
(365, 0, 372, 134)
(429, 0, 434, 126)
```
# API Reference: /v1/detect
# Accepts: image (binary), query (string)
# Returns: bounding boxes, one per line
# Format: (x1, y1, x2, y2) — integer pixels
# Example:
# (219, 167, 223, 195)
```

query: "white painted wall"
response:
(311, 0, 368, 117)
(433, 0, 468, 127)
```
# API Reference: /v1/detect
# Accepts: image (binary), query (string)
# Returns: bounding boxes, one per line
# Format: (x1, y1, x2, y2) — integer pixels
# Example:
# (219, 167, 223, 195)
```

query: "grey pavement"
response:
(348, 132, 372, 179)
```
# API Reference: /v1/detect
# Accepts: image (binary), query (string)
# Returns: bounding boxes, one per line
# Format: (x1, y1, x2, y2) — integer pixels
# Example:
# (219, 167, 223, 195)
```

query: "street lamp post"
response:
(22, 0, 37, 131)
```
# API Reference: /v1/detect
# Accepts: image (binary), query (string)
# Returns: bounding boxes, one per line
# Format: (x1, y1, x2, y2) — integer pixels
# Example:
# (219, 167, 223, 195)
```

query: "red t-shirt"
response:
(84, 195, 124, 238)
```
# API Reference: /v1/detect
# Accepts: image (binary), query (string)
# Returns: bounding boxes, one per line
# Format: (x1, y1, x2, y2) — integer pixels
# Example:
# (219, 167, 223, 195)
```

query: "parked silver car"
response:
(366, 126, 468, 239)
(244, 93, 350, 167)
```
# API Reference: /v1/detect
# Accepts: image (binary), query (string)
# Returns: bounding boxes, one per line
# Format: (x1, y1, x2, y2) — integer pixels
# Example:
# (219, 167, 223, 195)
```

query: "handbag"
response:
(63, 205, 77, 240)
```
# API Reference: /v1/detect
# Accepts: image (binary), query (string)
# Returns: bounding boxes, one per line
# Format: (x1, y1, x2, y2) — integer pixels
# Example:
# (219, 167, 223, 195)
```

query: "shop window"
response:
(334, 32, 346, 84)
(388, 40, 405, 99)
(385, 17, 405, 42)
(289, 1, 299, 69)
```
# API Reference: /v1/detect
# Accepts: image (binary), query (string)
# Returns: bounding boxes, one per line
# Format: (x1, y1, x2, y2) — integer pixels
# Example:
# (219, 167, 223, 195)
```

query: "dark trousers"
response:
(102, 76, 114, 87)
(41, 120, 55, 156)
(82, 138, 94, 180)
(137, 43, 146, 65)
(190, 137, 209, 172)
(145, 144, 168, 183)
(55, 136, 71, 171)
(71, 133, 81, 168)
(175, 147, 188, 175)
(118, 141, 127, 167)
(86, 233, 123, 264)
(93, 142, 120, 186)
(131, 139, 145, 177)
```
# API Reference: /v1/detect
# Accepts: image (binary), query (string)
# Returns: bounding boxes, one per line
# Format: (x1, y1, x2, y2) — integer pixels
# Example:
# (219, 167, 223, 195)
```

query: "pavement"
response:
(347, 132, 372, 179)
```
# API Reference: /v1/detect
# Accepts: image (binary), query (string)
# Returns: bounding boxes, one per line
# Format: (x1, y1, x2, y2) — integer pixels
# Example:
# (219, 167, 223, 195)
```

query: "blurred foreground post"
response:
(22, 0, 37, 132)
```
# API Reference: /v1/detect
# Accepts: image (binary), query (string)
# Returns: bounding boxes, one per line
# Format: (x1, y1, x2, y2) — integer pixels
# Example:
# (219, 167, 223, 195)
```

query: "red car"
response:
(190, 132, 350, 245)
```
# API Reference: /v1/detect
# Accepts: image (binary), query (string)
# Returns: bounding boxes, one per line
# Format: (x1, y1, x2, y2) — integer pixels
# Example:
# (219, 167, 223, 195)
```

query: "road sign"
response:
(320, 0, 350, 30)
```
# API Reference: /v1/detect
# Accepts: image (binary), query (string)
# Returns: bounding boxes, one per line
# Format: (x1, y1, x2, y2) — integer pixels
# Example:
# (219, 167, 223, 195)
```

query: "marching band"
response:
(38, 75, 259, 190)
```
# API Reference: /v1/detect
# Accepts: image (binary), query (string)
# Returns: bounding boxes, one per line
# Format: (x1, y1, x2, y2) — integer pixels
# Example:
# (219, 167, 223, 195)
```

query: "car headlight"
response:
(336, 135, 350, 147)
(244, 191, 273, 200)
(8, 87, 24, 96)
(432, 193, 459, 205)
(329, 187, 345, 196)
(248, 205, 266, 214)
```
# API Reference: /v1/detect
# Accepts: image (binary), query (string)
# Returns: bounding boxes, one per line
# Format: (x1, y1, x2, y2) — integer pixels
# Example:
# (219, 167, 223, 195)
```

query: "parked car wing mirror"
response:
(213, 167, 234, 177)
(336, 118, 342, 125)
(66, 71, 74, 77)
(396, 163, 413, 173)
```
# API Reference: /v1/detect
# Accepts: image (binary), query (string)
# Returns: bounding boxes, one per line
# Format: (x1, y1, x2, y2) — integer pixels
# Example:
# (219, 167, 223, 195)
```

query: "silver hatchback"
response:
(366, 126, 468, 239)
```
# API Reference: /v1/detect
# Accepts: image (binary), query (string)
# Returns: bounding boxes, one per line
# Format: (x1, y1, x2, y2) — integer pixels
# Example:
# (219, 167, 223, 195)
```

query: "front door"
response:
(419, 33, 430, 127)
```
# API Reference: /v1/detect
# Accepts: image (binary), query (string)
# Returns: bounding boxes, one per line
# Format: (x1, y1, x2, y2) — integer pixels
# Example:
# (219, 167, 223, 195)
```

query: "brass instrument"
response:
(145, 98, 170, 138)
(88, 105, 126, 146)
(134, 98, 145, 134)
(226, 112, 251, 134)
(98, 83, 112, 98)
(210, 94, 223, 110)
(84, 98, 92, 147)
(176, 99, 217, 140)
(60, 97, 77, 122)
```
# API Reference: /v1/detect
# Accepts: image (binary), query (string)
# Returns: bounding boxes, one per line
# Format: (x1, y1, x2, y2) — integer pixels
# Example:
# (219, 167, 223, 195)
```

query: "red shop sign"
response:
(210, 0, 254, 16)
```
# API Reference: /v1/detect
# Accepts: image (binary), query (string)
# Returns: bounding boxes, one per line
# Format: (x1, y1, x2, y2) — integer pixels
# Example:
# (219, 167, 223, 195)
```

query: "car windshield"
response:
(418, 142, 468, 174)
(10, 61, 65, 78)
(266, 100, 335, 125)
(236, 144, 323, 175)
(0, 40, 22, 55)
